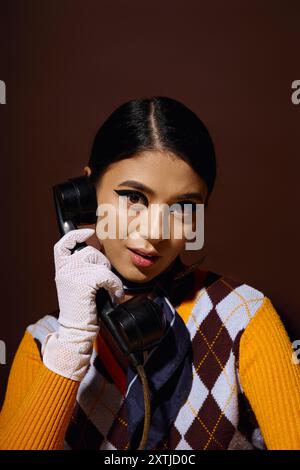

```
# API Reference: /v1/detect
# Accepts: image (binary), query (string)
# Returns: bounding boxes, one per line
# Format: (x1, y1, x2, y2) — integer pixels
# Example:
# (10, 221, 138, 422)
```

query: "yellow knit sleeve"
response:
(0, 331, 42, 425)
(239, 297, 300, 450)
(0, 330, 79, 450)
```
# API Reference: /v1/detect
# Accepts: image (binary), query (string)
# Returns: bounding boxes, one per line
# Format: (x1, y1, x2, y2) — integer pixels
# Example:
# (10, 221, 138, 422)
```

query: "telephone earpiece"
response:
(53, 175, 97, 236)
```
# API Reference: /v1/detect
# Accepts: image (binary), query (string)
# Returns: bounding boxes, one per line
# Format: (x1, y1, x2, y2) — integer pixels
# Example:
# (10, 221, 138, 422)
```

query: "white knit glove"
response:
(41, 228, 125, 381)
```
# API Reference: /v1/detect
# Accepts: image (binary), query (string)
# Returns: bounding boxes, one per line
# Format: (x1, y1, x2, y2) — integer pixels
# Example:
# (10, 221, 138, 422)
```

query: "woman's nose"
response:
(138, 204, 170, 242)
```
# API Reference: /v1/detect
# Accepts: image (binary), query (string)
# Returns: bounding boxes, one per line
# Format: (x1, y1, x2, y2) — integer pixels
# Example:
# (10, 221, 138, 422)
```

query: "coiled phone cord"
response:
(135, 365, 151, 450)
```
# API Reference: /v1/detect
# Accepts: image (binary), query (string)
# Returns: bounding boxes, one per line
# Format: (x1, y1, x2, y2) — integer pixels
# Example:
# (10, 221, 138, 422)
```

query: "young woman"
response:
(0, 97, 299, 450)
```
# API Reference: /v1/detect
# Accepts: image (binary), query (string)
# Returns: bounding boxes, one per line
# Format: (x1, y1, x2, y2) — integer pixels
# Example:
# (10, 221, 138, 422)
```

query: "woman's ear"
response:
(83, 166, 91, 177)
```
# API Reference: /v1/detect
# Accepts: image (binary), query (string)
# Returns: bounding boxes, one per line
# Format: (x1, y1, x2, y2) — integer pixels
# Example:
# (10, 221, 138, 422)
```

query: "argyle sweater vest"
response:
(26, 271, 268, 450)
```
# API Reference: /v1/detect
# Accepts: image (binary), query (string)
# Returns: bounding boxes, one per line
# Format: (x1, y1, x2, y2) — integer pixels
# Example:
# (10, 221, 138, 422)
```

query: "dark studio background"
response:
(0, 0, 299, 406)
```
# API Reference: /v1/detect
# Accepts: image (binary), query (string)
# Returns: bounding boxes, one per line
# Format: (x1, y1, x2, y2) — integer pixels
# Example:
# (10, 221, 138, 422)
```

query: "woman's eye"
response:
(172, 202, 198, 214)
(114, 189, 148, 206)
(114, 191, 197, 214)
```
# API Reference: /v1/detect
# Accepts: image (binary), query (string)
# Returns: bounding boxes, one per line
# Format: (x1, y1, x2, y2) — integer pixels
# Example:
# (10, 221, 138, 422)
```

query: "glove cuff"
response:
(41, 327, 98, 381)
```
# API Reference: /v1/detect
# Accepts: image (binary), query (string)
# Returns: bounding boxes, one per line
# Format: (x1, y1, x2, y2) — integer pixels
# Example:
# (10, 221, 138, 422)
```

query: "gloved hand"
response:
(42, 228, 125, 381)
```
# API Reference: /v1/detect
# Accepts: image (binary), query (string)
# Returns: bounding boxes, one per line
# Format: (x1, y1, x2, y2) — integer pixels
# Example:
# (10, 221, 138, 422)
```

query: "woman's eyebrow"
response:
(117, 180, 204, 202)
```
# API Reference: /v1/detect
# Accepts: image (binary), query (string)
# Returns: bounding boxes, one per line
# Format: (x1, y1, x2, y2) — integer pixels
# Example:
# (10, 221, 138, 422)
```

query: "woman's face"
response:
(85, 150, 208, 283)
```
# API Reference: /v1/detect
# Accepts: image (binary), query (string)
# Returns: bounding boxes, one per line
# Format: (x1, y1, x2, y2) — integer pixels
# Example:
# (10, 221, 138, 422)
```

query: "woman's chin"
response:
(109, 249, 170, 283)
(113, 263, 161, 284)
(121, 267, 154, 283)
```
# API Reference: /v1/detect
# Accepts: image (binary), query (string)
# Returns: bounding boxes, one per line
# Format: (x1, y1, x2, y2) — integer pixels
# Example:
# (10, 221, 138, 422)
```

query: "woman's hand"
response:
(42, 228, 125, 381)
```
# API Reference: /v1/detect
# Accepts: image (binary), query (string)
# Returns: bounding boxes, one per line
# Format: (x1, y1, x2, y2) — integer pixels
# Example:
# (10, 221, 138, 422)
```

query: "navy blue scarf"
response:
(124, 296, 193, 450)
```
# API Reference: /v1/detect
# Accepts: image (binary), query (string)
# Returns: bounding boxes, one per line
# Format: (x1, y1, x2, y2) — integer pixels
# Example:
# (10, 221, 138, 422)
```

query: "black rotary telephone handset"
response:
(53, 175, 168, 449)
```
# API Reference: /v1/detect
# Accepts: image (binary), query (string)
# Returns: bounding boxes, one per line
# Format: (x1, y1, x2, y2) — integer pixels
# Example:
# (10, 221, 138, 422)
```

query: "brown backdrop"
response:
(0, 0, 299, 406)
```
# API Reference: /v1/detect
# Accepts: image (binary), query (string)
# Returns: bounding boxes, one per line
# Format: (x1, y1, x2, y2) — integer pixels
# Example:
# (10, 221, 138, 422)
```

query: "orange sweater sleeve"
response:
(0, 330, 79, 450)
(239, 297, 300, 450)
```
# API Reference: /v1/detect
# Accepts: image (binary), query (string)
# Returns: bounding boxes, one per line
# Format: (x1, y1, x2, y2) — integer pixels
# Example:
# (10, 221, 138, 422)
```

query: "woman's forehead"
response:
(100, 150, 208, 197)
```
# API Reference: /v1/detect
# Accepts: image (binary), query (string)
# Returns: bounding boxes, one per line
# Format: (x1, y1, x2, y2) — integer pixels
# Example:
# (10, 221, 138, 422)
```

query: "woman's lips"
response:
(127, 248, 160, 268)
